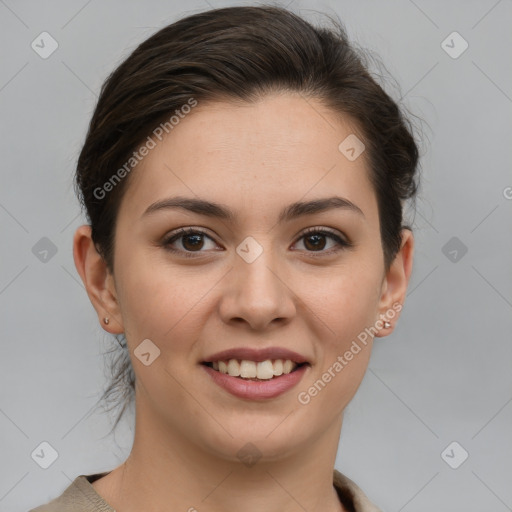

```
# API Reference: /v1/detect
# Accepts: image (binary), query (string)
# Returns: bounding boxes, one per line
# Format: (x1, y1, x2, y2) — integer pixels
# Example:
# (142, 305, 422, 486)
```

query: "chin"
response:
(199, 417, 312, 464)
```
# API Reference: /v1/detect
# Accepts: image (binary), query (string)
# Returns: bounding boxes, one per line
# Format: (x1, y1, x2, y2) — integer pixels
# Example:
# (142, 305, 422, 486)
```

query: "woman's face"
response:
(84, 92, 412, 461)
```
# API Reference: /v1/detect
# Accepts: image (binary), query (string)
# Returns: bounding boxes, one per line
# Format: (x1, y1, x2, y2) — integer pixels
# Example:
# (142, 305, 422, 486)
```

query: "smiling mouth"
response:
(202, 360, 309, 381)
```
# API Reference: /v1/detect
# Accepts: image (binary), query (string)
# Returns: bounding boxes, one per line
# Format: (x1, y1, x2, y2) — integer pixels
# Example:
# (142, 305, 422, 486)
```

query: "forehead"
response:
(118, 93, 378, 225)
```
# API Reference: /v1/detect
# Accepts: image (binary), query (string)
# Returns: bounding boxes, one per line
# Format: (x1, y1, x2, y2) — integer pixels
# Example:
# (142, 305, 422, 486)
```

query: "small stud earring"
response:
(103, 317, 110, 325)
(383, 321, 391, 329)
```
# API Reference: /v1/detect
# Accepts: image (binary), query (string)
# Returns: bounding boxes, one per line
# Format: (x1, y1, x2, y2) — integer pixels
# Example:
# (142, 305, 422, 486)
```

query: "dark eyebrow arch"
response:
(142, 195, 365, 222)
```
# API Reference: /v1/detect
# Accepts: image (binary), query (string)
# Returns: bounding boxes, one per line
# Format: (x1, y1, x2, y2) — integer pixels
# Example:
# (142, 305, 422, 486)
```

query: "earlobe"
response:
(72, 224, 124, 334)
(375, 228, 414, 337)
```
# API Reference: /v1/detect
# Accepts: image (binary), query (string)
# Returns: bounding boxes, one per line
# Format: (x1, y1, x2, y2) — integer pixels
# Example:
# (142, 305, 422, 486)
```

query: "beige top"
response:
(29, 469, 381, 512)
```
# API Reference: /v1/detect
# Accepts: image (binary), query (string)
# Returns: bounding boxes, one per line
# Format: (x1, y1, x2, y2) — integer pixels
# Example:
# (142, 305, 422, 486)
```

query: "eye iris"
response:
(182, 233, 204, 251)
(304, 233, 326, 251)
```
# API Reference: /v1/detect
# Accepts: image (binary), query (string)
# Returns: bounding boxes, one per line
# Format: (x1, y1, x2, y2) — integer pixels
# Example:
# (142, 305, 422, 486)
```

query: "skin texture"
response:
(73, 92, 414, 512)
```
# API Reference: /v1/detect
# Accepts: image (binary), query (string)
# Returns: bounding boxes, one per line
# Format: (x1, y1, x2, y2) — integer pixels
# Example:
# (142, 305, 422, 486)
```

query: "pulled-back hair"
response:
(75, 5, 420, 432)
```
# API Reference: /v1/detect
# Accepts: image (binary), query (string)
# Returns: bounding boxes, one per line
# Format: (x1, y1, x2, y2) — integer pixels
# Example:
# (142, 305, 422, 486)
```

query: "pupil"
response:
(183, 234, 203, 251)
(305, 234, 325, 251)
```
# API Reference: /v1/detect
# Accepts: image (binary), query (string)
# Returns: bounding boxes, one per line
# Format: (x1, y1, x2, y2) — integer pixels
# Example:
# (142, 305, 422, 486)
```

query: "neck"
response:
(94, 395, 346, 512)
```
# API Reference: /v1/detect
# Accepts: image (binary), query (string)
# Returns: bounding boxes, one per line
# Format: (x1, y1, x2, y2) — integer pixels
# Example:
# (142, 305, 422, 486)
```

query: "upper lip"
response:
(202, 347, 310, 364)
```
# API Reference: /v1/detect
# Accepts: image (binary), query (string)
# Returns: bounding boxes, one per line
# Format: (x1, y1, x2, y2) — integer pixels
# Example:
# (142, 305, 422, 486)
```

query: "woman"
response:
(30, 5, 418, 511)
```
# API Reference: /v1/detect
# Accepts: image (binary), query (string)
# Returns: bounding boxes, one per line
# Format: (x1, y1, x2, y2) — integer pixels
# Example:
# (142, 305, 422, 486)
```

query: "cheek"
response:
(302, 347, 372, 418)
(297, 271, 378, 413)
(297, 262, 381, 407)
(114, 257, 206, 400)
(114, 246, 194, 343)
(304, 261, 382, 339)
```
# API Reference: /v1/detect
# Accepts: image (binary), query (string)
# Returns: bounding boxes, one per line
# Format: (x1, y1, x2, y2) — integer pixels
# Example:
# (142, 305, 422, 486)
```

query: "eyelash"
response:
(161, 226, 353, 259)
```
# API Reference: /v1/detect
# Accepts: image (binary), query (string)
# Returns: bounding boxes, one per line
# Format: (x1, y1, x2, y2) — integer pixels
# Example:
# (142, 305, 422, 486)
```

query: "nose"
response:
(218, 243, 296, 331)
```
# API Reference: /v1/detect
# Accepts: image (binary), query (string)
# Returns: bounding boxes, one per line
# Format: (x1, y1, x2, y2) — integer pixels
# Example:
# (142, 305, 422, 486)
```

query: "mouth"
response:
(200, 347, 311, 399)
(201, 359, 310, 381)
(201, 359, 310, 400)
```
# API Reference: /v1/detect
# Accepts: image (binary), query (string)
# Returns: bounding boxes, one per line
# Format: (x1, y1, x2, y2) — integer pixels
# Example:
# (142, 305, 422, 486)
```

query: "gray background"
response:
(1, 0, 511, 510)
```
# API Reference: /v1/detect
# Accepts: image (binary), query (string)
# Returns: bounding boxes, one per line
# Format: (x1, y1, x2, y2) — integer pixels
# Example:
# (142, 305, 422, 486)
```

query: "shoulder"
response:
(28, 472, 113, 512)
(333, 469, 382, 512)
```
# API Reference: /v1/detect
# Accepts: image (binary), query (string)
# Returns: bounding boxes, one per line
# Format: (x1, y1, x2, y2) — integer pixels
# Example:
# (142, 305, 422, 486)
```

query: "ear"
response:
(374, 228, 414, 337)
(73, 224, 124, 334)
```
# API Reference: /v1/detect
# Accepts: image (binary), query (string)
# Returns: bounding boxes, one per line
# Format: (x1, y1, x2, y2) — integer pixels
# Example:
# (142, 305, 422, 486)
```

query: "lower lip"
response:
(201, 364, 309, 400)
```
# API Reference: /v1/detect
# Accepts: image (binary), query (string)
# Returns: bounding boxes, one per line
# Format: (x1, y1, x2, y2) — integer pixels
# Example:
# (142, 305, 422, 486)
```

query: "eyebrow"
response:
(142, 195, 365, 222)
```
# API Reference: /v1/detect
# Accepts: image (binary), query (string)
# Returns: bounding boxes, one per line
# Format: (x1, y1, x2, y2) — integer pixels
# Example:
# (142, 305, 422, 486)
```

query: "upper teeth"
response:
(211, 359, 298, 379)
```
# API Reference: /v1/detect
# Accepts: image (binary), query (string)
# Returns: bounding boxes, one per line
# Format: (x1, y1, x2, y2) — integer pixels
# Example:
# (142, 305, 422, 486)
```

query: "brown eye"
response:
(303, 232, 328, 251)
(181, 232, 205, 251)
(163, 228, 218, 257)
(294, 228, 352, 255)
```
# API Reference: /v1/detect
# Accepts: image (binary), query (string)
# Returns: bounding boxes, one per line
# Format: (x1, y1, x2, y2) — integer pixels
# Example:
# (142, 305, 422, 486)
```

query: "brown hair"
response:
(75, 5, 421, 431)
